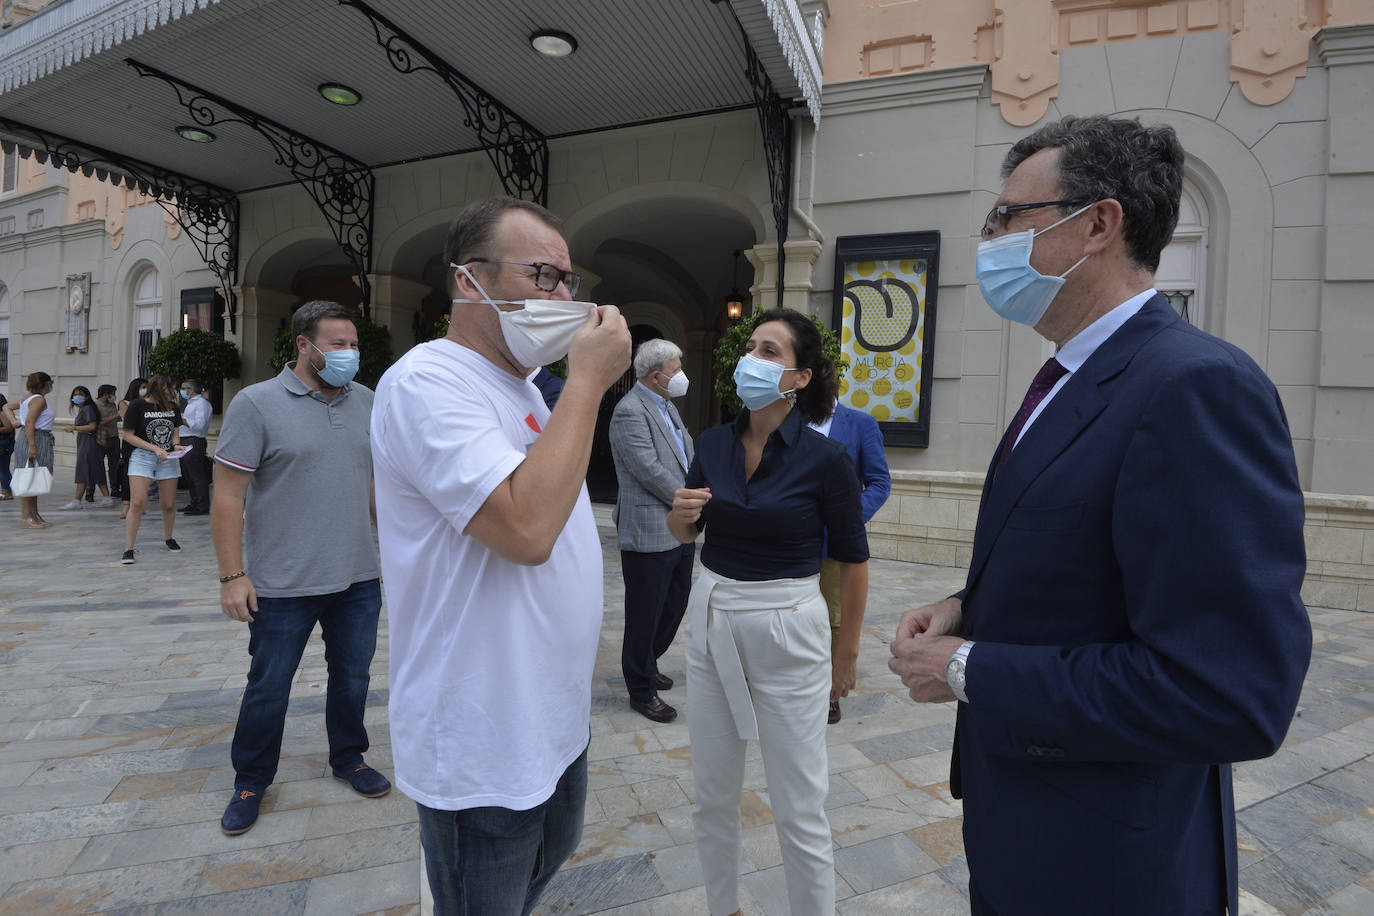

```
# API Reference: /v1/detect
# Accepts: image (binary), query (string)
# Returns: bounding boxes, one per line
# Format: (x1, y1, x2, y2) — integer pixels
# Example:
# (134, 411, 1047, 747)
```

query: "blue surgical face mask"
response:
(72, 395, 87, 405)
(733, 352, 796, 411)
(310, 341, 360, 387)
(138, 387, 148, 398)
(976, 203, 1093, 327)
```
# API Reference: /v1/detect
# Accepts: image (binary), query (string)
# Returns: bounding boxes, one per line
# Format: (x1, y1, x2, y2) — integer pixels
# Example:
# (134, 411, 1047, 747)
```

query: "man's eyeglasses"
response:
(981, 199, 1082, 239)
(466, 258, 583, 297)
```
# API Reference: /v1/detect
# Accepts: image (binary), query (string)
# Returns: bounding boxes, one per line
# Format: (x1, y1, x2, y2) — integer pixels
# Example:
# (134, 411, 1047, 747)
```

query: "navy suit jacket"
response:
(825, 404, 892, 525)
(954, 296, 1310, 914)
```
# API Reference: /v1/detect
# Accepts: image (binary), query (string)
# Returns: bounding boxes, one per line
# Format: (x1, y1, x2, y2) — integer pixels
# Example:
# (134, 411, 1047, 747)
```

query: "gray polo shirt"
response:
(214, 365, 378, 598)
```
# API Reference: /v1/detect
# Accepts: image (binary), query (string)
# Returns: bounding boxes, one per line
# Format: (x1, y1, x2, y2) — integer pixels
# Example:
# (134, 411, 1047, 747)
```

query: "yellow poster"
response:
(838, 259, 927, 423)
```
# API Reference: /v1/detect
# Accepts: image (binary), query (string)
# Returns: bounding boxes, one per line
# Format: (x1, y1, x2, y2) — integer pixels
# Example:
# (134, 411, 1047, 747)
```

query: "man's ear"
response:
(1083, 198, 1124, 255)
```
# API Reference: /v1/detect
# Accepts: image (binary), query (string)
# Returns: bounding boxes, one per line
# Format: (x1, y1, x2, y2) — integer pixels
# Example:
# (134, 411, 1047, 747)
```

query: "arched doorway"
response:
(566, 192, 761, 501)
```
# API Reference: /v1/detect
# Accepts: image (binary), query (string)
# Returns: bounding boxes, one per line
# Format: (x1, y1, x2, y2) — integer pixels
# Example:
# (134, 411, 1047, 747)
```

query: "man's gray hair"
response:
(182, 379, 205, 394)
(291, 300, 356, 342)
(633, 339, 683, 380)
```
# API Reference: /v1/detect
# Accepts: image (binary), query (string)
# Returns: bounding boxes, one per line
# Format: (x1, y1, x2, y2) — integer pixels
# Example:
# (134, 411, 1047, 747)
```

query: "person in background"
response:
(120, 375, 183, 564)
(117, 378, 148, 521)
(177, 378, 212, 515)
(669, 308, 869, 916)
(808, 401, 891, 723)
(0, 390, 14, 500)
(531, 365, 565, 410)
(60, 385, 112, 509)
(93, 385, 121, 502)
(213, 299, 389, 836)
(609, 338, 695, 724)
(5, 371, 56, 528)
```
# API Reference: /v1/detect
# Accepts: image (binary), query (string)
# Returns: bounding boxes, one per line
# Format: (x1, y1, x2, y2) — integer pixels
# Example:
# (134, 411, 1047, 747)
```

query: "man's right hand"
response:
(567, 305, 631, 391)
(895, 595, 963, 642)
(221, 576, 258, 623)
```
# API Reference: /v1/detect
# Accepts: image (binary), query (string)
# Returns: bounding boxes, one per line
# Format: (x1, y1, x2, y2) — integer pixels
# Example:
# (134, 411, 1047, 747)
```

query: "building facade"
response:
(1, 0, 1370, 608)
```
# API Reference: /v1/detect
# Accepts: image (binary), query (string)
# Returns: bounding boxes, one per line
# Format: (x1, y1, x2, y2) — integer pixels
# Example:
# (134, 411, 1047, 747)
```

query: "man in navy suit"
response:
(889, 115, 1310, 914)
(810, 402, 890, 723)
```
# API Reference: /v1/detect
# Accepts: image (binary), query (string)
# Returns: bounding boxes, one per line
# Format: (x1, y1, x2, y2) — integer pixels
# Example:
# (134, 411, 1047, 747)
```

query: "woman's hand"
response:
(153, 447, 168, 461)
(831, 648, 858, 700)
(670, 487, 711, 524)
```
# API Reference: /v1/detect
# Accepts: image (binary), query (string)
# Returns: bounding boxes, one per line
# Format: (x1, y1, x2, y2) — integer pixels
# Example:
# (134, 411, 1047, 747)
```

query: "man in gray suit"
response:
(610, 339, 695, 723)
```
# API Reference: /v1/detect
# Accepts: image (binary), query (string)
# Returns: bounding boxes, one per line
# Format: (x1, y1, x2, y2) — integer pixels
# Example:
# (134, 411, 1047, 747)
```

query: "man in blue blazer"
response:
(811, 402, 890, 723)
(889, 116, 1310, 914)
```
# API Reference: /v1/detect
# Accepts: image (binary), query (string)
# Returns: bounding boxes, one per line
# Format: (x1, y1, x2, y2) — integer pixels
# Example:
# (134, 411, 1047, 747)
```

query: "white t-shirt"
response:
(371, 338, 603, 811)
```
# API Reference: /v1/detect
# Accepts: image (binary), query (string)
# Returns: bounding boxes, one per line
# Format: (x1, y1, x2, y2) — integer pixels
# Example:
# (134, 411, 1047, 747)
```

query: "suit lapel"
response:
(635, 386, 686, 472)
(965, 297, 1178, 594)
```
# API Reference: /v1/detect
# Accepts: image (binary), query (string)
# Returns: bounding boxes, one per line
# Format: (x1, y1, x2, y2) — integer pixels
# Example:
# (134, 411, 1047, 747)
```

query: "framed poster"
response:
(832, 231, 939, 447)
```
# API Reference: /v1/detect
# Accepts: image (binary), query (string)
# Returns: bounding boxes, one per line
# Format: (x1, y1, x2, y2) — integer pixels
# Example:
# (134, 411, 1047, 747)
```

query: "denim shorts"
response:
(126, 447, 181, 481)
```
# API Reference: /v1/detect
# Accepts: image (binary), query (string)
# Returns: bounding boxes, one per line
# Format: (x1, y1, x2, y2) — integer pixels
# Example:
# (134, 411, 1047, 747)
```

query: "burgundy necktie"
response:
(994, 356, 1068, 479)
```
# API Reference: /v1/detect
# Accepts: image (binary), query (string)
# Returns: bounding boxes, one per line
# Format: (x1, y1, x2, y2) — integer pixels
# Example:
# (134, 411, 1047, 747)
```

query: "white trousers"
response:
(686, 569, 834, 916)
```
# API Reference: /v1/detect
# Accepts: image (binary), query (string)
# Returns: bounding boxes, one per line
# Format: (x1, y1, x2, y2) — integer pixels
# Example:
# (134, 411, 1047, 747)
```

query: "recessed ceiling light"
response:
(530, 30, 577, 57)
(175, 125, 215, 143)
(318, 83, 362, 106)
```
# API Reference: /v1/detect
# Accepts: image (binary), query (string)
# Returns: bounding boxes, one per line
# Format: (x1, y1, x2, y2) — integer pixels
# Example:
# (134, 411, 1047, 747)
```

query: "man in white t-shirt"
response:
(371, 197, 630, 915)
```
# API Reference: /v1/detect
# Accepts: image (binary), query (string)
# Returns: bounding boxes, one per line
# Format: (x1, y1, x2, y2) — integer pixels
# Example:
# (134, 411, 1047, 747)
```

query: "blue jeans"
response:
(416, 745, 588, 916)
(230, 578, 381, 791)
(0, 434, 12, 493)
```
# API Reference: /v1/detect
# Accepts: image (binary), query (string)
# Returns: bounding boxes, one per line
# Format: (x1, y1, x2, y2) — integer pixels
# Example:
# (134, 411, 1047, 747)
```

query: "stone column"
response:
(369, 274, 433, 354)
(746, 239, 824, 316)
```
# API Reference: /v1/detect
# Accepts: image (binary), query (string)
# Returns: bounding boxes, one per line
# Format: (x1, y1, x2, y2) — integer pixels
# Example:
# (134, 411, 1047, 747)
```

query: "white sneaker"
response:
(95, 497, 113, 508)
(58, 500, 83, 510)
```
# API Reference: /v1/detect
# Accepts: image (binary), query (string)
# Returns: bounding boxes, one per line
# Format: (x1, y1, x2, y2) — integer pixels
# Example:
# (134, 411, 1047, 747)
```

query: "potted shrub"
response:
(145, 328, 241, 409)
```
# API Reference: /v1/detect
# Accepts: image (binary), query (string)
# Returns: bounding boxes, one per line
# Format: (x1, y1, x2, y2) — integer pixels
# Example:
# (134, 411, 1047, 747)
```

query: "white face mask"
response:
(665, 370, 689, 399)
(452, 263, 591, 369)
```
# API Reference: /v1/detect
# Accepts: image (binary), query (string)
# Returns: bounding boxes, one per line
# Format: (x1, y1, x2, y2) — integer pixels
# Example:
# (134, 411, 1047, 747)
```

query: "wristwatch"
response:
(945, 640, 976, 703)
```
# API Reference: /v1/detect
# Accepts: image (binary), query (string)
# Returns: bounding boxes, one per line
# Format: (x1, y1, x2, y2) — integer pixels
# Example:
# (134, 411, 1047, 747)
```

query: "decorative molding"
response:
(0, 0, 221, 93)
(823, 65, 987, 117)
(1316, 23, 1374, 66)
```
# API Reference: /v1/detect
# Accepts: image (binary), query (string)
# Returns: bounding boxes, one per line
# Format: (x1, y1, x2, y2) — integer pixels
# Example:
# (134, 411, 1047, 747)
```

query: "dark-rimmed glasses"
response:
(981, 199, 1082, 239)
(466, 258, 583, 297)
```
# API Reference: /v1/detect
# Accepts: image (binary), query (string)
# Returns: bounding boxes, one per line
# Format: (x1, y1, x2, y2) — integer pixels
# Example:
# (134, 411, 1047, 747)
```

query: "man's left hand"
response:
(889, 634, 965, 703)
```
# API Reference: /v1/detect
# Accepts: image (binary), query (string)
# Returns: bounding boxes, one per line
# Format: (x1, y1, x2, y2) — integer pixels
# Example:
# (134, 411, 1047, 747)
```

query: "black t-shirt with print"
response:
(124, 398, 182, 451)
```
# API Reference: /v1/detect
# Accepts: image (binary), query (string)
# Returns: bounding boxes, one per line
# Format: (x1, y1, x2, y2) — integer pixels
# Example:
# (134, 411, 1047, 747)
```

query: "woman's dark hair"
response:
(123, 377, 148, 403)
(750, 308, 838, 425)
(25, 371, 52, 394)
(69, 385, 93, 416)
(144, 375, 177, 411)
(97, 384, 118, 399)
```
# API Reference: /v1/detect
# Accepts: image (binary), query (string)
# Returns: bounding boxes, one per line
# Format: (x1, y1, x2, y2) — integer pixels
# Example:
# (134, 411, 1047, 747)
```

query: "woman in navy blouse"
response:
(669, 308, 869, 916)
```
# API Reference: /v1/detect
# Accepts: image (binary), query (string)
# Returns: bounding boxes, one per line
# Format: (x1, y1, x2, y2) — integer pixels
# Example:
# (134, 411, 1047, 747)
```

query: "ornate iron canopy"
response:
(127, 59, 376, 312)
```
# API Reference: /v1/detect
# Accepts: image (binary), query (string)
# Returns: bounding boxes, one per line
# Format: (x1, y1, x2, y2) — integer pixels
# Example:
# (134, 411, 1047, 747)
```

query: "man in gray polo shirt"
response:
(211, 299, 389, 836)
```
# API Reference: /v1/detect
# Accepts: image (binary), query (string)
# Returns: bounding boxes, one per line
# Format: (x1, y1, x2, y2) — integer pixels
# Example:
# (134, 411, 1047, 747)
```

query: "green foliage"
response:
(146, 328, 240, 387)
(269, 314, 395, 390)
(711, 310, 849, 419)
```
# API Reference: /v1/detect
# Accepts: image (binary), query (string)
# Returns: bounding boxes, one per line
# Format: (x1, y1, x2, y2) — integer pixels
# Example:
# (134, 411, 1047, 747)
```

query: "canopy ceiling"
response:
(0, 0, 819, 194)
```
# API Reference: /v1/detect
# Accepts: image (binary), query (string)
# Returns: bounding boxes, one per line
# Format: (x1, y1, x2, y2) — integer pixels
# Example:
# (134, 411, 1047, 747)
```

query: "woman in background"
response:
(5, 371, 56, 528)
(59, 385, 112, 509)
(120, 375, 182, 564)
(116, 377, 147, 520)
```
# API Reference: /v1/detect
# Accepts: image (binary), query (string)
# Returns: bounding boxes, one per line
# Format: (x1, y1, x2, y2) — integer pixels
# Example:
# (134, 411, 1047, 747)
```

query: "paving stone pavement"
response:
(1, 497, 1371, 915)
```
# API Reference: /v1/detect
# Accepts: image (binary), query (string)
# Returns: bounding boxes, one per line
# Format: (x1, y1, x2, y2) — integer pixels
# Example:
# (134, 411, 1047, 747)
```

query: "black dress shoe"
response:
(630, 695, 677, 723)
(654, 672, 674, 691)
(182, 508, 209, 516)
